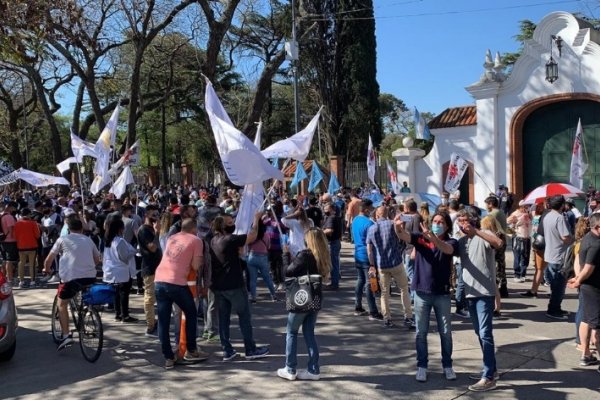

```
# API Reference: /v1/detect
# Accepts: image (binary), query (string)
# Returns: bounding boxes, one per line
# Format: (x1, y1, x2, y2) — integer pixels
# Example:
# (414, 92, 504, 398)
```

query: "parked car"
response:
(0, 269, 17, 361)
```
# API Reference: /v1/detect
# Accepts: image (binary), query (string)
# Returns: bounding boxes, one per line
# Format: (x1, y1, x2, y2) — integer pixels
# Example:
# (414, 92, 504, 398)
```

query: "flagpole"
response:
(578, 119, 590, 182)
(75, 161, 86, 205)
(456, 152, 495, 195)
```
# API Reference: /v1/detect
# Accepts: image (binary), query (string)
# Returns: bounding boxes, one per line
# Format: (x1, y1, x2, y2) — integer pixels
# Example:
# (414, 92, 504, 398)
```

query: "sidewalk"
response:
(1, 242, 598, 399)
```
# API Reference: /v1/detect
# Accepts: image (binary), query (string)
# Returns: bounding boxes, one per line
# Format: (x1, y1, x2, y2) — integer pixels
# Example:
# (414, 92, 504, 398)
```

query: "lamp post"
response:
(290, 0, 300, 134)
(545, 35, 562, 84)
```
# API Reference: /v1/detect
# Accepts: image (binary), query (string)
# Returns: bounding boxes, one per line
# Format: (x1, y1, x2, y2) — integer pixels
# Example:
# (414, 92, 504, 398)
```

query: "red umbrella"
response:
(522, 183, 583, 205)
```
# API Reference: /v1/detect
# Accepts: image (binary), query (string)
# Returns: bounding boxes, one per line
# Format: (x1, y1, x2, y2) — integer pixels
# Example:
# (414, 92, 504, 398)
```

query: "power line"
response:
(303, 0, 582, 22)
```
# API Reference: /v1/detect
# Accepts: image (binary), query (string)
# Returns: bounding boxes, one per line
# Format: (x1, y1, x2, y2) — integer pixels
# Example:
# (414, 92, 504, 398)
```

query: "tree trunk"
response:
(126, 41, 145, 149)
(161, 102, 168, 184)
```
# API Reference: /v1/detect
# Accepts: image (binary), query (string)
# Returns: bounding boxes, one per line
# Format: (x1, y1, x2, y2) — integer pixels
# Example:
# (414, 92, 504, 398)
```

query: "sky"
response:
(374, 0, 597, 115)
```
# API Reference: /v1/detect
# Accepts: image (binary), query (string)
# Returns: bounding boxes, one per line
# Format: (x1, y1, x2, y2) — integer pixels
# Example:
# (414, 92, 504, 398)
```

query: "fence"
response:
(344, 161, 389, 190)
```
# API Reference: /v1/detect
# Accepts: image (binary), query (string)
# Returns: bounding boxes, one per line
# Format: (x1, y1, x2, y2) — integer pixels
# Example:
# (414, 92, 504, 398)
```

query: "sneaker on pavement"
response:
(520, 290, 537, 298)
(297, 369, 320, 380)
(47, 275, 61, 283)
(444, 367, 457, 380)
(519, 277, 526, 283)
(28, 281, 37, 288)
(468, 378, 496, 392)
(469, 371, 500, 381)
(513, 277, 521, 283)
(455, 309, 470, 318)
(205, 333, 220, 343)
(245, 346, 270, 360)
(404, 317, 416, 329)
(354, 307, 368, 316)
(580, 355, 599, 366)
(277, 367, 297, 381)
(57, 334, 74, 351)
(546, 311, 568, 320)
(368, 313, 384, 321)
(184, 349, 210, 362)
(121, 316, 139, 323)
(18, 281, 26, 289)
(223, 349, 238, 361)
(416, 367, 427, 382)
(145, 325, 158, 337)
(384, 319, 394, 328)
(276, 284, 285, 292)
(165, 356, 177, 370)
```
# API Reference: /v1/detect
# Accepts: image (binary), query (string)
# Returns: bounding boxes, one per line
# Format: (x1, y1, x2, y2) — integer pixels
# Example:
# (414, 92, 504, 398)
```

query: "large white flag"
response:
(386, 160, 399, 194)
(204, 78, 283, 185)
(444, 153, 469, 193)
(569, 118, 587, 190)
(0, 168, 70, 187)
(367, 135, 376, 185)
(235, 122, 265, 235)
(261, 107, 323, 162)
(109, 165, 135, 199)
(109, 140, 141, 176)
(70, 131, 98, 162)
(94, 105, 120, 177)
(90, 173, 112, 195)
(56, 157, 77, 174)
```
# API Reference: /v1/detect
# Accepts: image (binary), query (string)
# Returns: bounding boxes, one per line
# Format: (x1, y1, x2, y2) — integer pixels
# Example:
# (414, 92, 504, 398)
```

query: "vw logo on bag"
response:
(294, 289, 309, 306)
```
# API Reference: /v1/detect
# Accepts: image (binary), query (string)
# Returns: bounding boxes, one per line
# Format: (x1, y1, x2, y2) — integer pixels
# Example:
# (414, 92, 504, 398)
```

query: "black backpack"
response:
(561, 242, 576, 279)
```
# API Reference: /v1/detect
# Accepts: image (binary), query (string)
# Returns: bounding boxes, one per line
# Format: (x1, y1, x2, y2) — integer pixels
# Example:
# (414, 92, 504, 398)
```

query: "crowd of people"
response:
(0, 181, 598, 389)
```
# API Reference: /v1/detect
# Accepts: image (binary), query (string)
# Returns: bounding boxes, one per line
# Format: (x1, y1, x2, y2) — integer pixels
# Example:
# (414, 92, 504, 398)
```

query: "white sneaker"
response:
(47, 275, 61, 283)
(297, 369, 320, 380)
(416, 367, 427, 382)
(276, 284, 285, 292)
(444, 367, 457, 380)
(277, 368, 297, 381)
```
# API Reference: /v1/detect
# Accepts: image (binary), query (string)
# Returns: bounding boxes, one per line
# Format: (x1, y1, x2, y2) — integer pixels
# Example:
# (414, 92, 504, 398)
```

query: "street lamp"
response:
(545, 35, 562, 84)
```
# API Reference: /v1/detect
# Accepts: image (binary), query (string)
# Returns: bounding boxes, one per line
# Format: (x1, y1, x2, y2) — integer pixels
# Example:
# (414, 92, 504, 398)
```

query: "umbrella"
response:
(396, 192, 441, 212)
(521, 182, 583, 205)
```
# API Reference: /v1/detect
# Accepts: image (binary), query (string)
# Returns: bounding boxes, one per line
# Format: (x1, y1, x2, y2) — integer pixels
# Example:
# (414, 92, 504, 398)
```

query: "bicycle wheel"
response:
(51, 295, 62, 344)
(78, 307, 103, 363)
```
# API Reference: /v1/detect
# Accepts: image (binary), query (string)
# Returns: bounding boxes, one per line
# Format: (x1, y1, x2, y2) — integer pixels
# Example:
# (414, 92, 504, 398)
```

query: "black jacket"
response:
(285, 249, 319, 278)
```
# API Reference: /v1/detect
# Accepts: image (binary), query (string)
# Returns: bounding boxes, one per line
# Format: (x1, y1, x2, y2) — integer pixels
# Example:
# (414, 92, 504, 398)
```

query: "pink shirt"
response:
(1, 213, 16, 242)
(155, 232, 203, 286)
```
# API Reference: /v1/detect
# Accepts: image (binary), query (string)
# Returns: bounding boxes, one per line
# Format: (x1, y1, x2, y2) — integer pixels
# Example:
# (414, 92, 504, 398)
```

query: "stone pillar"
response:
(392, 139, 425, 193)
(329, 155, 344, 186)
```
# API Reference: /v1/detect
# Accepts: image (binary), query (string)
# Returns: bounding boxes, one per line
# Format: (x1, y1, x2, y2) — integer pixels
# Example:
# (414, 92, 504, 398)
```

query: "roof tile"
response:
(428, 105, 477, 129)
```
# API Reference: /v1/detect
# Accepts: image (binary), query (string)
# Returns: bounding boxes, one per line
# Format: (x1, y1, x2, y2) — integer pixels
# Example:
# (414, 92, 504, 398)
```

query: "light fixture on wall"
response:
(545, 35, 563, 84)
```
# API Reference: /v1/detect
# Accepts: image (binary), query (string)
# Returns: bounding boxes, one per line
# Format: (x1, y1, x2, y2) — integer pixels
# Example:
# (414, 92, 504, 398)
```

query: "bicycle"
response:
(51, 284, 104, 363)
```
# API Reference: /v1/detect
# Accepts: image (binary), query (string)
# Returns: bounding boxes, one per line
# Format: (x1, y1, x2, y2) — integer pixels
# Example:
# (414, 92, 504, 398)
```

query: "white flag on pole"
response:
(569, 118, 587, 190)
(93, 105, 120, 177)
(261, 107, 323, 162)
(56, 157, 77, 174)
(444, 152, 469, 193)
(90, 173, 112, 195)
(367, 135, 376, 185)
(109, 165, 135, 199)
(235, 122, 265, 235)
(109, 140, 141, 176)
(70, 131, 98, 162)
(204, 78, 283, 185)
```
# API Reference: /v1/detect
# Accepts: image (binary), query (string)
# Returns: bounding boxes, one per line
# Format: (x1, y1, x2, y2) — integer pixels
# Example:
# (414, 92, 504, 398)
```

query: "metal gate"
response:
(344, 161, 389, 190)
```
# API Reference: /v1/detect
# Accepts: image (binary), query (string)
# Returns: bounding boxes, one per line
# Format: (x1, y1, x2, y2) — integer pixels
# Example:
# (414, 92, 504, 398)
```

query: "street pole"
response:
(291, 0, 300, 134)
(18, 74, 29, 169)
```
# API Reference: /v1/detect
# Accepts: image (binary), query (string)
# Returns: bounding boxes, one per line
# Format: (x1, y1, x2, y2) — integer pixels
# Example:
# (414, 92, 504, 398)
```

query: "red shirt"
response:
(13, 218, 41, 250)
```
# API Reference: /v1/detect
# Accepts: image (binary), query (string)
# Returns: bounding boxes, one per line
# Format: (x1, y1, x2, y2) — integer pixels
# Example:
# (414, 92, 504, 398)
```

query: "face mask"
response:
(441, 198, 448, 205)
(224, 225, 236, 234)
(431, 223, 444, 235)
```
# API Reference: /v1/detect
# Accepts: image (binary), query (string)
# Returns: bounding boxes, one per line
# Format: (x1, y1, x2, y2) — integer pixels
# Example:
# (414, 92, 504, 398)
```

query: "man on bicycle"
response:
(44, 216, 101, 350)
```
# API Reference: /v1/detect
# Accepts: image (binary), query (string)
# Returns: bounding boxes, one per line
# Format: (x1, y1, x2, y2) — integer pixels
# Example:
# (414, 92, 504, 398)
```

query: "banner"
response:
(444, 153, 468, 193)
(290, 161, 308, 189)
(328, 172, 341, 194)
(414, 107, 431, 140)
(261, 107, 322, 162)
(386, 160, 399, 194)
(93, 105, 120, 178)
(204, 78, 283, 185)
(109, 140, 141, 176)
(56, 157, 77, 174)
(0, 168, 69, 187)
(70, 131, 98, 161)
(569, 118, 587, 190)
(109, 165, 135, 199)
(367, 135, 376, 185)
(308, 161, 324, 192)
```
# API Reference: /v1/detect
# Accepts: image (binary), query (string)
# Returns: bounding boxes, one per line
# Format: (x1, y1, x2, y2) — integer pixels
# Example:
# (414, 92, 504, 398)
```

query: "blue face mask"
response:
(431, 223, 444, 235)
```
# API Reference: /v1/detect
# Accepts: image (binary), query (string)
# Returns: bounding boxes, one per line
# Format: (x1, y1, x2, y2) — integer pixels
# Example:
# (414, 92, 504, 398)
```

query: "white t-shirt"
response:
(50, 233, 100, 282)
(281, 217, 314, 257)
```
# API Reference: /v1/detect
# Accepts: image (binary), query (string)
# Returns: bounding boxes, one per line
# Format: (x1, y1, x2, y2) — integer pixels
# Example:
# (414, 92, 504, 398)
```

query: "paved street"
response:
(1, 242, 599, 400)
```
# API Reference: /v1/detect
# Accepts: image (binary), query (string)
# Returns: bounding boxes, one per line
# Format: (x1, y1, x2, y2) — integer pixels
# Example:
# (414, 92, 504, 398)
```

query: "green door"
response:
(522, 100, 600, 196)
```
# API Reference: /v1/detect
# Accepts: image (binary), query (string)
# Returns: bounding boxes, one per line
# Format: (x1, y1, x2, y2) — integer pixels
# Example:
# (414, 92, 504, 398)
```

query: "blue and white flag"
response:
(414, 107, 431, 140)
(308, 161, 324, 192)
(290, 161, 308, 188)
(367, 135, 376, 185)
(328, 172, 341, 194)
(271, 157, 279, 168)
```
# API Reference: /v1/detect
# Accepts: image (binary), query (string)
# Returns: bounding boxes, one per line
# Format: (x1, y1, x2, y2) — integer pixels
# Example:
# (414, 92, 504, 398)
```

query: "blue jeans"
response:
(355, 263, 378, 314)
(455, 263, 466, 311)
(575, 289, 583, 344)
(329, 240, 341, 287)
(467, 296, 496, 380)
(215, 287, 256, 354)
(414, 292, 453, 368)
(404, 253, 415, 301)
(512, 237, 531, 278)
(247, 253, 276, 299)
(546, 262, 566, 313)
(285, 311, 319, 374)
(155, 282, 198, 360)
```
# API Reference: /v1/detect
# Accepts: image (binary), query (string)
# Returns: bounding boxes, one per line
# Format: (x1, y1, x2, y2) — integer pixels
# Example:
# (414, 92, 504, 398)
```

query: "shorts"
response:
(581, 284, 600, 329)
(58, 277, 97, 300)
(1, 241, 18, 262)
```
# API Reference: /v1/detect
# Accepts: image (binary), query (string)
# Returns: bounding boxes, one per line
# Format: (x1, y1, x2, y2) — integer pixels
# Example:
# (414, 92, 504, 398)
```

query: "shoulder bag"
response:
(285, 269, 323, 313)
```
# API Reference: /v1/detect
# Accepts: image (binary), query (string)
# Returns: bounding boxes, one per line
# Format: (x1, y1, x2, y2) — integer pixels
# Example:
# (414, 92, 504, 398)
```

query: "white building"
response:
(394, 11, 600, 207)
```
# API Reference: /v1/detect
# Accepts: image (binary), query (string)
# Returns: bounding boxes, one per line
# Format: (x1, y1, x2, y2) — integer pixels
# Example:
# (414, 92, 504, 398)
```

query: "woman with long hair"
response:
(102, 217, 138, 322)
(480, 215, 504, 317)
(277, 228, 331, 381)
(281, 205, 314, 259)
(247, 217, 277, 302)
(158, 212, 173, 251)
(419, 202, 431, 229)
